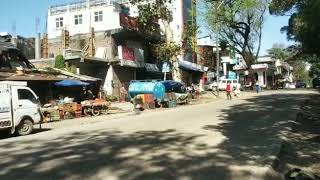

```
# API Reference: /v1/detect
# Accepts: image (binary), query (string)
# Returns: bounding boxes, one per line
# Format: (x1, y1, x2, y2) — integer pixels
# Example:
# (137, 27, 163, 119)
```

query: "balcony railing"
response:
(49, 0, 125, 15)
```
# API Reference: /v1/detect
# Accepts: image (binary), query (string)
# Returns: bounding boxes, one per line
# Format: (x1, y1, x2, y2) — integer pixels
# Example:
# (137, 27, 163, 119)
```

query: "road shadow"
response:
(0, 128, 51, 140)
(0, 92, 313, 180)
(275, 93, 320, 176)
(0, 129, 235, 180)
(203, 93, 310, 177)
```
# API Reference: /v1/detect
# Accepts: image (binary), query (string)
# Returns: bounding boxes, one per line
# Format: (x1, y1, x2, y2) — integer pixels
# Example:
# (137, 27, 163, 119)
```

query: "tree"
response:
(129, 0, 182, 81)
(309, 62, 320, 78)
(204, 0, 268, 66)
(54, 55, 65, 69)
(182, 5, 200, 63)
(270, 0, 320, 56)
(267, 43, 289, 61)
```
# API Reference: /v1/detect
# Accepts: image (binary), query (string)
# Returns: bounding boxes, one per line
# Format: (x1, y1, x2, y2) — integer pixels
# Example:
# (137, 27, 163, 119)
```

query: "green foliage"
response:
(54, 55, 65, 69)
(270, 0, 320, 56)
(105, 95, 119, 102)
(309, 62, 320, 78)
(66, 64, 77, 74)
(129, 0, 172, 33)
(205, 0, 268, 66)
(152, 42, 181, 62)
(130, 0, 181, 62)
(267, 43, 289, 61)
(291, 61, 310, 81)
(182, 6, 200, 57)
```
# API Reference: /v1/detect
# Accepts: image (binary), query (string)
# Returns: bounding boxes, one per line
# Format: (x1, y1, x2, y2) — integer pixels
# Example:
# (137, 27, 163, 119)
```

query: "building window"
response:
(94, 11, 103, 22)
(56, 17, 63, 28)
(74, 14, 83, 25)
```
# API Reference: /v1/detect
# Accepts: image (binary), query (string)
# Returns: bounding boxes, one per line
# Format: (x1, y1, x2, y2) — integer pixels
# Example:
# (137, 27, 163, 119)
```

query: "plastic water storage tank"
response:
(128, 81, 166, 101)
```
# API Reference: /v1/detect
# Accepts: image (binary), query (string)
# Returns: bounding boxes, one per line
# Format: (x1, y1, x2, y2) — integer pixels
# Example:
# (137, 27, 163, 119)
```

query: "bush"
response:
(54, 55, 65, 69)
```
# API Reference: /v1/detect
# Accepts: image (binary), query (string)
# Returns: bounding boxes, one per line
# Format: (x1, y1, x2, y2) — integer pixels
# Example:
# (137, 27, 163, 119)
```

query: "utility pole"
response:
(215, 1, 220, 96)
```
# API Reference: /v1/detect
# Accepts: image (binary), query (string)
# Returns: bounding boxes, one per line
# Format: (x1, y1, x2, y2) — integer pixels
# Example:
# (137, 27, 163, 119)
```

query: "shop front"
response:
(251, 64, 276, 88)
(178, 60, 208, 91)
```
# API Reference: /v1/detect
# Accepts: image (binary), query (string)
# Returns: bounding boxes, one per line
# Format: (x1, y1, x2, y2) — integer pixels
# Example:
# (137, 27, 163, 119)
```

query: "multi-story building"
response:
(46, 0, 163, 96)
(45, 0, 202, 95)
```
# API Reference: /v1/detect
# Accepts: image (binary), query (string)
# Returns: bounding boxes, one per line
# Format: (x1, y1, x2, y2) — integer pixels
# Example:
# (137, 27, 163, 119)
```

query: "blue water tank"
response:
(128, 81, 166, 101)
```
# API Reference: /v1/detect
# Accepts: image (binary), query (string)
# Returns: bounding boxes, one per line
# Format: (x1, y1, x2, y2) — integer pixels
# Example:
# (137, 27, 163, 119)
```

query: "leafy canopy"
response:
(270, 0, 320, 56)
(205, 0, 268, 66)
(54, 55, 65, 69)
(129, 0, 180, 62)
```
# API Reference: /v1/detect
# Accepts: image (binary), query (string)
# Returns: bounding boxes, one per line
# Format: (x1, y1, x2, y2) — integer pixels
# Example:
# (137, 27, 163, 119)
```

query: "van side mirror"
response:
(35, 97, 40, 104)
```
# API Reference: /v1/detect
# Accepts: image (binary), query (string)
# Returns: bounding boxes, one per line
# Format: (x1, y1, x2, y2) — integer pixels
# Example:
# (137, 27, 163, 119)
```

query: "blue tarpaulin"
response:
(54, 79, 89, 87)
(161, 80, 184, 93)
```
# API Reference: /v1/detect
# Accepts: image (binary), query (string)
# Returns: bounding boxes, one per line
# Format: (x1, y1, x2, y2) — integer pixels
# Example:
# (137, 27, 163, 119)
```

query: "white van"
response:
(209, 79, 241, 91)
(0, 81, 42, 136)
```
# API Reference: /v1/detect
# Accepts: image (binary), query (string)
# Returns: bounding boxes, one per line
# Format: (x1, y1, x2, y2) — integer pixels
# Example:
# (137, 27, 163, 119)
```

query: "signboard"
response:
(228, 71, 237, 79)
(162, 62, 170, 73)
(120, 59, 144, 68)
(122, 46, 135, 61)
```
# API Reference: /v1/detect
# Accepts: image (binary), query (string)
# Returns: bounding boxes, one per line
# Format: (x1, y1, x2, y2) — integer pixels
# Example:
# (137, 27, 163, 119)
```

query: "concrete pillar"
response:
(223, 62, 227, 77)
(104, 65, 114, 95)
(35, 33, 41, 59)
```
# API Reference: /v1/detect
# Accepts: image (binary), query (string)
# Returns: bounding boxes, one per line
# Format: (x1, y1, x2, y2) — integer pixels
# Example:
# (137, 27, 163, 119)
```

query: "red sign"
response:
(122, 46, 135, 61)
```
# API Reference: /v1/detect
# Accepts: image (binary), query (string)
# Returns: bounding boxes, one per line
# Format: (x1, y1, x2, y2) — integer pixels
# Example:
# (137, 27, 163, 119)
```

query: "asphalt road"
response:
(0, 90, 315, 180)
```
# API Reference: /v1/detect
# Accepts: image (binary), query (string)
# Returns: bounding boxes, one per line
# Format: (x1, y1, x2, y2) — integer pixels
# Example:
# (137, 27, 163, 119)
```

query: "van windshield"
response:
(18, 89, 38, 104)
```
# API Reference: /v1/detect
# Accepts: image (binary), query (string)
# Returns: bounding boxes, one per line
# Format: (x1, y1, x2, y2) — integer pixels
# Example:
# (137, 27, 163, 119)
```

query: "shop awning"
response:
(251, 64, 276, 71)
(145, 63, 160, 72)
(54, 79, 89, 87)
(178, 60, 208, 72)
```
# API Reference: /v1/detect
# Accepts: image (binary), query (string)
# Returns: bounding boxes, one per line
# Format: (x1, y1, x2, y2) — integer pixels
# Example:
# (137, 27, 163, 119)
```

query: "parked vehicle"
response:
(0, 81, 42, 136)
(312, 77, 320, 88)
(209, 79, 241, 91)
(285, 82, 296, 89)
(128, 80, 189, 106)
(295, 80, 307, 88)
(162, 80, 189, 104)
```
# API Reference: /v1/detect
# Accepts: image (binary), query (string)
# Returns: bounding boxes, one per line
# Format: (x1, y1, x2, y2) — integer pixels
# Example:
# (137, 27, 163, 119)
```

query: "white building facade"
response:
(47, 0, 125, 39)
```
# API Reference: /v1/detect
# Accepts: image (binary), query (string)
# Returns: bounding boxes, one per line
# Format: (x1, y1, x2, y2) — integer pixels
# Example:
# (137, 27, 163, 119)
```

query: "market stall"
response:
(41, 79, 110, 122)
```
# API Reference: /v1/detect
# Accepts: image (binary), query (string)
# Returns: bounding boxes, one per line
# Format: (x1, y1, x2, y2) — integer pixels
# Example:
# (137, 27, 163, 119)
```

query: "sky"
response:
(0, 0, 292, 55)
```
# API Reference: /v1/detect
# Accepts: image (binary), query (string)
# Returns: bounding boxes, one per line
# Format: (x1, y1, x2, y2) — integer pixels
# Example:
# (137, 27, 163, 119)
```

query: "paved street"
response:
(0, 90, 316, 180)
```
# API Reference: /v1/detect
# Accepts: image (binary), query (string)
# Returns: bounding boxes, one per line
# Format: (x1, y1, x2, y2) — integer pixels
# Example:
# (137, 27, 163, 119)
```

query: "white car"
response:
(209, 79, 241, 91)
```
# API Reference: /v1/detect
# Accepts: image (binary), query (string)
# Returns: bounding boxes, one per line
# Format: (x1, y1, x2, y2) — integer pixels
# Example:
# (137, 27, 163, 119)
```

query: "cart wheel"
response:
(91, 106, 100, 116)
(83, 107, 91, 116)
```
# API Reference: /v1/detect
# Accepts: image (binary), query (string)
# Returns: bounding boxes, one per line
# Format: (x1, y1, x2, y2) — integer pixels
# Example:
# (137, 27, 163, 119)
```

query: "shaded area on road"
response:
(0, 129, 234, 180)
(203, 93, 309, 177)
(275, 94, 320, 176)
(0, 128, 51, 140)
(0, 91, 312, 180)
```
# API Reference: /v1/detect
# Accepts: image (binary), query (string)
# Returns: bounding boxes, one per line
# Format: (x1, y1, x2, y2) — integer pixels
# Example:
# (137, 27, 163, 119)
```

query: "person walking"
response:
(226, 81, 232, 100)
(234, 84, 241, 97)
(120, 86, 128, 102)
(255, 81, 261, 93)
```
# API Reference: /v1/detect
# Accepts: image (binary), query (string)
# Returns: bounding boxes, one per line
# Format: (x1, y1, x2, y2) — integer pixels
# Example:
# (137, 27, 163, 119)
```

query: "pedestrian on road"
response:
(226, 81, 232, 100)
(234, 84, 241, 97)
(120, 86, 128, 102)
(255, 81, 261, 93)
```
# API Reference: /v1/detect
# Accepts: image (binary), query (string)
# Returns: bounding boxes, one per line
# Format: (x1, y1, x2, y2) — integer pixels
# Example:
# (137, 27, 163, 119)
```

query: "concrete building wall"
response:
(48, 32, 115, 57)
(48, 2, 122, 39)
